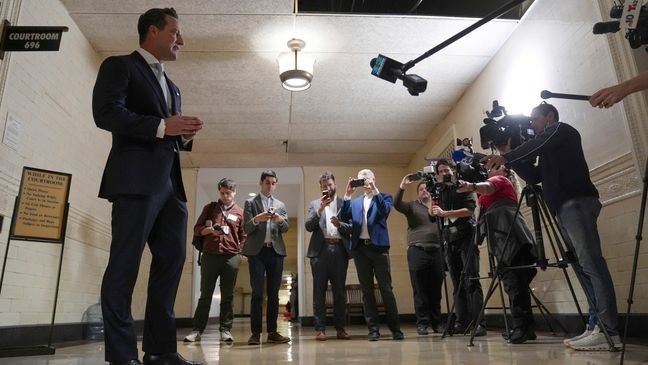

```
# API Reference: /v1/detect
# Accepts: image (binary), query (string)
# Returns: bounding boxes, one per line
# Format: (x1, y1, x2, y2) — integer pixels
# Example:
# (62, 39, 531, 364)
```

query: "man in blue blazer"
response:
(92, 8, 202, 365)
(340, 169, 403, 341)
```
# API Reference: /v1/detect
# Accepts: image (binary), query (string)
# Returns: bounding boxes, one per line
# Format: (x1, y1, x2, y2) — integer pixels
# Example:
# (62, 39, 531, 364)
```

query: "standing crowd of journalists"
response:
(90, 6, 641, 365)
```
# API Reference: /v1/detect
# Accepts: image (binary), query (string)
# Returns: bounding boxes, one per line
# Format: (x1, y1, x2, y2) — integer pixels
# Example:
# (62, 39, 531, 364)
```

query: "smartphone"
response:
(322, 190, 333, 198)
(349, 178, 366, 188)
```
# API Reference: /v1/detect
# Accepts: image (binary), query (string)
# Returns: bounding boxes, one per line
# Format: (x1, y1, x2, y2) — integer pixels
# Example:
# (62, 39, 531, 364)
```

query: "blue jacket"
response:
(340, 193, 392, 250)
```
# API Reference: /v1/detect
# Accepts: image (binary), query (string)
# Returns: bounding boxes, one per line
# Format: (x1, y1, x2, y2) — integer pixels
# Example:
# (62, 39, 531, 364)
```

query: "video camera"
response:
(452, 138, 488, 183)
(593, 2, 648, 50)
(479, 100, 535, 150)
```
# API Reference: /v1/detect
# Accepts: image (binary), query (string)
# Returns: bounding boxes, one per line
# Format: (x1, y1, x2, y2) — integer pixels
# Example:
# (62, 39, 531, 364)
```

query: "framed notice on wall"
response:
(9, 166, 72, 243)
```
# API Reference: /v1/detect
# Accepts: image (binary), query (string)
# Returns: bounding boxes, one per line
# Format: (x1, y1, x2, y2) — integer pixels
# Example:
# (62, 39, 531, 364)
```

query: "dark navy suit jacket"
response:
(305, 197, 352, 258)
(340, 193, 393, 250)
(92, 51, 191, 201)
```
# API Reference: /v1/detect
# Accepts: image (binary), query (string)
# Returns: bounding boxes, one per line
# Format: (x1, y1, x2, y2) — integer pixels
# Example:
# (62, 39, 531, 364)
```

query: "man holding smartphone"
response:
(243, 170, 291, 345)
(305, 171, 352, 341)
(340, 169, 403, 341)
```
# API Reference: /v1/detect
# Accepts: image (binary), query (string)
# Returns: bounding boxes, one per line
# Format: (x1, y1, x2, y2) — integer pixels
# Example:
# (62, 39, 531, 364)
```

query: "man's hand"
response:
(456, 180, 471, 193)
(271, 213, 285, 223)
(318, 195, 333, 214)
(253, 212, 272, 224)
(482, 154, 508, 170)
(330, 215, 341, 228)
(589, 85, 627, 109)
(345, 178, 356, 196)
(164, 113, 203, 138)
(400, 174, 413, 189)
(430, 205, 447, 218)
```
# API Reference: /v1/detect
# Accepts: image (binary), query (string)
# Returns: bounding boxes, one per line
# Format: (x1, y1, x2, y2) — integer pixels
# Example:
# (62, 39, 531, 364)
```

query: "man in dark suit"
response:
(340, 169, 403, 341)
(242, 170, 291, 345)
(305, 171, 352, 341)
(92, 8, 202, 365)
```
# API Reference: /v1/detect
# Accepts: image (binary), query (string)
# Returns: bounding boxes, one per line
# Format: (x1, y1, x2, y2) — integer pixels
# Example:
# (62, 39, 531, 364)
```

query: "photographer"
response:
(305, 171, 352, 341)
(457, 166, 537, 344)
(340, 169, 403, 341)
(394, 174, 444, 336)
(431, 159, 486, 336)
(483, 102, 621, 351)
(184, 178, 245, 344)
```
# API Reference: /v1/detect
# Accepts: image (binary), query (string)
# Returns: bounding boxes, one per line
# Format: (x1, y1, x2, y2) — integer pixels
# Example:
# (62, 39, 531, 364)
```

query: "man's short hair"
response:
(357, 169, 375, 179)
(138, 8, 178, 44)
(533, 101, 560, 121)
(435, 159, 454, 173)
(319, 171, 335, 185)
(218, 178, 236, 191)
(417, 181, 427, 190)
(260, 169, 277, 182)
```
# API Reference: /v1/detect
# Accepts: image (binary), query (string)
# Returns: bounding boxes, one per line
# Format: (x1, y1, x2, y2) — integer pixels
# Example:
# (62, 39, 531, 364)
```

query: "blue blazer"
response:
(340, 193, 393, 250)
(92, 51, 191, 201)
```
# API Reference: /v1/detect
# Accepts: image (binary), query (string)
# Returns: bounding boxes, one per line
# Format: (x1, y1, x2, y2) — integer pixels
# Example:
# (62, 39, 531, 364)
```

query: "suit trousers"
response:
(310, 243, 349, 331)
(248, 246, 284, 334)
(101, 180, 187, 363)
(445, 236, 485, 327)
(407, 246, 443, 329)
(192, 254, 241, 332)
(353, 243, 401, 333)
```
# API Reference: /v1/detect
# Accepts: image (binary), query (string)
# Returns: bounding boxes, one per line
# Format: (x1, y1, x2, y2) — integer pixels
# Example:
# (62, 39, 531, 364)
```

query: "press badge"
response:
(227, 214, 238, 222)
(221, 225, 230, 235)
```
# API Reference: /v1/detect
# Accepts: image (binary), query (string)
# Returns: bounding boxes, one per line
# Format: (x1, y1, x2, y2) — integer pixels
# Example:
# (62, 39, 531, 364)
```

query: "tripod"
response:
(468, 185, 617, 349)
(620, 157, 648, 365)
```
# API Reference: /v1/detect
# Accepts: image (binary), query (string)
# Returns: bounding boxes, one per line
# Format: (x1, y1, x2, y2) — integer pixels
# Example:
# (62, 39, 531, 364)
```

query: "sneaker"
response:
(315, 331, 327, 341)
(220, 330, 234, 343)
(183, 330, 201, 343)
(267, 332, 291, 343)
(563, 325, 597, 346)
(247, 333, 261, 345)
(569, 332, 623, 351)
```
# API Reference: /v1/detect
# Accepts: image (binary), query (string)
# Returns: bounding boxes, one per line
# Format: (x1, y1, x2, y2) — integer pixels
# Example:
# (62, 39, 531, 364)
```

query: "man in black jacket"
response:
(484, 102, 621, 351)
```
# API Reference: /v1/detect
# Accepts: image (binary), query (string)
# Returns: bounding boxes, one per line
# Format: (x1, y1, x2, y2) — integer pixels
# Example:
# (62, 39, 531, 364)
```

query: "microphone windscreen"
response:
(540, 90, 552, 99)
(593, 21, 620, 34)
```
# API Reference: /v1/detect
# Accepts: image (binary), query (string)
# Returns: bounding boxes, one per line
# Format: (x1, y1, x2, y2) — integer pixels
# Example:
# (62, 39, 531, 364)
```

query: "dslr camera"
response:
(479, 100, 534, 150)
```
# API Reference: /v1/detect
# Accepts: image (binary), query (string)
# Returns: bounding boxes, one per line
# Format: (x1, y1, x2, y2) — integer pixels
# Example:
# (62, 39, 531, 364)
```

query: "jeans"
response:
(557, 196, 619, 336)
(248, 247, 284, 334)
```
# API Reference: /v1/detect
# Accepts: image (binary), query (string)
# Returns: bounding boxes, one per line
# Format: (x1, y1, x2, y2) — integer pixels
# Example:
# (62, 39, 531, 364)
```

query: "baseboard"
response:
(0, 313, 645, 348)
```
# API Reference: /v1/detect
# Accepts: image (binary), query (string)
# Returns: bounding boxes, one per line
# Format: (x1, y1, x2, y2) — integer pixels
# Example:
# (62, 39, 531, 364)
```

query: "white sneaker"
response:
(563, 325, 598, 346)
(220, 330, 234, 342)
(184, 330, 201, 343)
(569, 332, 622, 351)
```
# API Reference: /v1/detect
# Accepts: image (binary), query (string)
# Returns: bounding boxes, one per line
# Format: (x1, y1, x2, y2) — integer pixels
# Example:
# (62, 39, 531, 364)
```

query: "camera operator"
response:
(394, 174, 444, 336)
(483, 102, 621, 351)
(457, 166, 537, 344)
(590, 70, 648, 108)
(431, 159, 486, 336)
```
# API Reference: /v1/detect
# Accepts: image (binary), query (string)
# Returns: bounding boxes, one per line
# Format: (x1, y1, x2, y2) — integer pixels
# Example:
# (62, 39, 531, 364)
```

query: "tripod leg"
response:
(468, 273, 499, 346)
(620, 157, 648, 364)
(496, 274, 512, 343)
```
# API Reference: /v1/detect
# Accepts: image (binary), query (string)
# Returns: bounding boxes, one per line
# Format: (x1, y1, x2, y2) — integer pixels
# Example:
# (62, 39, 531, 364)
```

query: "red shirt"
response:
(478, 175, 517, 211)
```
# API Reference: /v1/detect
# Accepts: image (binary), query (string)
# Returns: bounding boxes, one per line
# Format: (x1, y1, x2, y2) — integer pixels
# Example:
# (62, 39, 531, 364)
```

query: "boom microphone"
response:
(540, 90, 590, 101)
(593, 20, 621, 34)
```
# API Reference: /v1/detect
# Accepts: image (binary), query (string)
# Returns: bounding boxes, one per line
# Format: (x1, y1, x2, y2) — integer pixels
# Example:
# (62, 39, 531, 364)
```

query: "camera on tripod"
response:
(593, 2, 648, 50)
(452, 138, 488, 183)
(479, 100, 535, 150)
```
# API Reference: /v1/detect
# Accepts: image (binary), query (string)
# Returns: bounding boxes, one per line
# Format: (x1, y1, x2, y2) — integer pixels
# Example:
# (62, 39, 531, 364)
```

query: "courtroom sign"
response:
(10, 167, 71, 243)
(0, 20, 68, 59)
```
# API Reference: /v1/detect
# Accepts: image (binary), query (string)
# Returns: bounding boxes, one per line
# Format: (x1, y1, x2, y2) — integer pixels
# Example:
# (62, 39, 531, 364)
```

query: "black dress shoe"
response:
(453, 323, 468, 335)
(143, 352, 201, 365)
(391, 331, 404, 340)
(509, 327, 537, 344)
(110, 361, 142, 365)
(432, 323, 446, 334)
(474, 325, 487, 337)
(416, 326, 429, 336)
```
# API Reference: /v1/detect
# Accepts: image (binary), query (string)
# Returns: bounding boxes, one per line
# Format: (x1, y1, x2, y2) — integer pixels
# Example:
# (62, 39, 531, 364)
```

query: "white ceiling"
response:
(61, 0, 520, 168)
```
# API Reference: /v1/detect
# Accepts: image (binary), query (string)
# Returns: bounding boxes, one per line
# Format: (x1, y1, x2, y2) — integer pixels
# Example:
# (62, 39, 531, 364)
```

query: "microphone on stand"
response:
(540, 90, 590, 101)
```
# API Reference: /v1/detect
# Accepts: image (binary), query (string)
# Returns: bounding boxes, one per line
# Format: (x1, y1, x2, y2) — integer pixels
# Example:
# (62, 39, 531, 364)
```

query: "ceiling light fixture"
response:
(277, 38, 314, 91)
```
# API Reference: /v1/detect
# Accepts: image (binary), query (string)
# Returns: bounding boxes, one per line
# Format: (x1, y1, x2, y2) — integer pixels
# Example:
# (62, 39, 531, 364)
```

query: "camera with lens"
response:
(593, 2, 648, 50)
(452, 138, 488, 183)
(479, 100, 534, 150)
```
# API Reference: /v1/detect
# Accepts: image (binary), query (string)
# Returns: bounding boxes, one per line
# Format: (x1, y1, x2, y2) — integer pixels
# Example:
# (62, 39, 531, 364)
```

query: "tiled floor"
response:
(0, 319, 646, 364)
